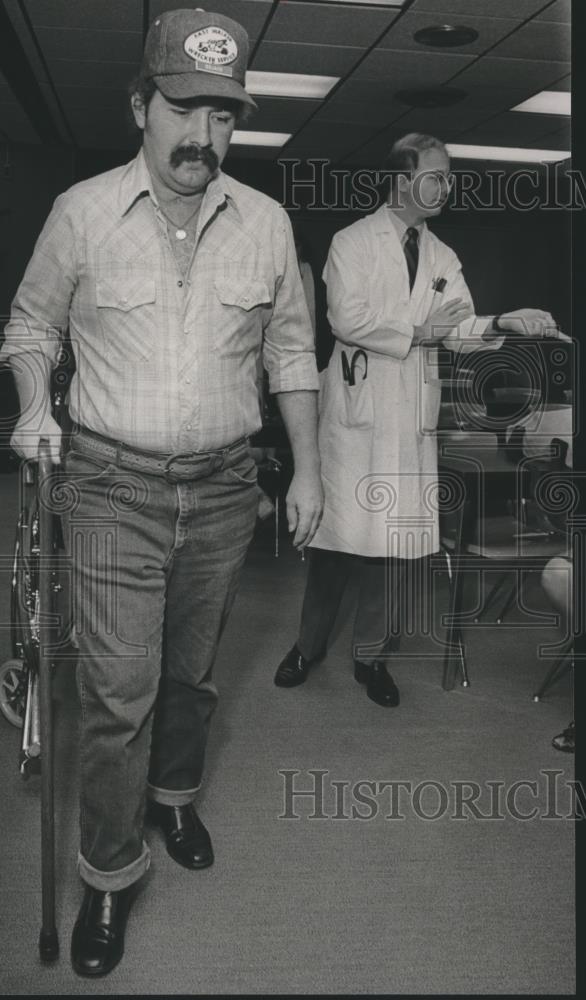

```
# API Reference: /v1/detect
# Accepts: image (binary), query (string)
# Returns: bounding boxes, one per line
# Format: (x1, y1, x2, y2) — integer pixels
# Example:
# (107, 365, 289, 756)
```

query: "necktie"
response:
(403, 227, 419, 291)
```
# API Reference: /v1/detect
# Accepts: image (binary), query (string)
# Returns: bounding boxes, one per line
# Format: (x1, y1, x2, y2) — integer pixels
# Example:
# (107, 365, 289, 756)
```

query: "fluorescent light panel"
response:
(316, 1, 407, 5)
(512, 91, 571, 116)
(446, 143, 570, 163)
(246, 71, 338, 99)
(232, 130, 291, 147)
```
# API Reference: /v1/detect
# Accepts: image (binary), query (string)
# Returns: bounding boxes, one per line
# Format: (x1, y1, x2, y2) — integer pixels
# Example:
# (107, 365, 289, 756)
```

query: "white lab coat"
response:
(310, 205, 502, 559)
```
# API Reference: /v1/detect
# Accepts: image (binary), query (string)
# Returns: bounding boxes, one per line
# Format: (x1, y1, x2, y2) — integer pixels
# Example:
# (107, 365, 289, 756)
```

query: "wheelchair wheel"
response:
(0, 658, 27, 728)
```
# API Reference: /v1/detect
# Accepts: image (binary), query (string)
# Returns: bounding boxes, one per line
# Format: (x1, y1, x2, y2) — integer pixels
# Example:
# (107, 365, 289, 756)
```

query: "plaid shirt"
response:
(1, 150, 318, 452)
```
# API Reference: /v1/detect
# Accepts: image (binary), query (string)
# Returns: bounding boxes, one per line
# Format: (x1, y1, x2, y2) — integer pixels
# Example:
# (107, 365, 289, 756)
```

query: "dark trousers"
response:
(297, 547, 410, 664)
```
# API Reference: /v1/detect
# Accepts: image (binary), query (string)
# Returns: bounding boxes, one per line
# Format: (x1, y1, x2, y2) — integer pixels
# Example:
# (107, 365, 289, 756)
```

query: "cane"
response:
(37, 437, 59, 961)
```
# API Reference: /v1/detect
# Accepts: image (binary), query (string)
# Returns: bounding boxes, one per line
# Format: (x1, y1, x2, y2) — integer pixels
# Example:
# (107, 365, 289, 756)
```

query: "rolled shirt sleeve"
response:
(323, 228, 414, 360)
(262, 209, 319, 394)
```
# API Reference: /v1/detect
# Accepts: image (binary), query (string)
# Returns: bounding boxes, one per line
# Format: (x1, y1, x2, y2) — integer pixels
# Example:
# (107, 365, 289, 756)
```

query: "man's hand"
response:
(413, 298, 474, 345)
(497, 308, 567, 338)
(286, 468, 324, 550)
(10, 413, 62, 464)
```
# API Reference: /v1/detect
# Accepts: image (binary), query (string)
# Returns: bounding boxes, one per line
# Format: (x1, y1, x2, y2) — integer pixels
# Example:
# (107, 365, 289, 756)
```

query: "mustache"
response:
(169, 144, 219, 171)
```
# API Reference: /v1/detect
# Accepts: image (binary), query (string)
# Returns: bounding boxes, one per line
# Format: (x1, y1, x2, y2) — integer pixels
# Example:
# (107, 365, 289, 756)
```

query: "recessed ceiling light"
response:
(246, 71, 338, 99)
(512, 91, 571, 116)
(414, 24, 479, 47)
(446, 143, 571, 163)
(395, 87, 468, 108)
(232, 131, 291, 147)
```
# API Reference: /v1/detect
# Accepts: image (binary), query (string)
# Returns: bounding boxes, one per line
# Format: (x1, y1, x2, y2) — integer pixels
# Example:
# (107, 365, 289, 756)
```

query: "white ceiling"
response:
(0, 0, 571, 165)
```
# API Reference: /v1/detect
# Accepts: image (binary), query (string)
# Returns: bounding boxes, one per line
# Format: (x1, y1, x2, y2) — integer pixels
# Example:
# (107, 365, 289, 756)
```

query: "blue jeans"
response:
(61, 441, 258, 891)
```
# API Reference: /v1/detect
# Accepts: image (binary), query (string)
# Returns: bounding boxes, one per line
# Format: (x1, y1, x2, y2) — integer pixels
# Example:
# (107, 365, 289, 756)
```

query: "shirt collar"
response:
(119, 148, 240, 221)
(386, 208, 424, 242)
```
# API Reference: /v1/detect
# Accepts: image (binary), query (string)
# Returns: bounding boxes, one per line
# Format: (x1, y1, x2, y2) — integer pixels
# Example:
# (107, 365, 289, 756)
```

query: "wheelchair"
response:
(0, 363, 74, 962)
(0, 438, 72, 780)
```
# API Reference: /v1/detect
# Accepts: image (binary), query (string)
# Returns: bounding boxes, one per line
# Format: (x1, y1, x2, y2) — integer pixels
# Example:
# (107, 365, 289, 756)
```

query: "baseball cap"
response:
(142, 7, 257, 110)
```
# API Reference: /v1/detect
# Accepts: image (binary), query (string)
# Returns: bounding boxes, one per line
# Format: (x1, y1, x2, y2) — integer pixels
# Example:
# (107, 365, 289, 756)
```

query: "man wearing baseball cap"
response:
(1, 7, 322, 976)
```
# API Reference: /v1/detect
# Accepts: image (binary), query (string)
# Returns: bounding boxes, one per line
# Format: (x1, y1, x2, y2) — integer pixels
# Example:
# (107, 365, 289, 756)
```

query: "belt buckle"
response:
(163, 451, 211, 483)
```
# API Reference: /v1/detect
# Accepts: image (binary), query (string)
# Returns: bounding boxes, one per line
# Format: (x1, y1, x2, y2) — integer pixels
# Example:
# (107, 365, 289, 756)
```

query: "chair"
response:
(438, 430, 570, 690)
(533, 553, 573, 702)
(461, 429, 570, 625)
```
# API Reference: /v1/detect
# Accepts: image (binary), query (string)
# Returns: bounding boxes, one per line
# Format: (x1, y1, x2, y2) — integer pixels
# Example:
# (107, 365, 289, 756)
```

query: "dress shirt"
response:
(1, 150, 318, 453)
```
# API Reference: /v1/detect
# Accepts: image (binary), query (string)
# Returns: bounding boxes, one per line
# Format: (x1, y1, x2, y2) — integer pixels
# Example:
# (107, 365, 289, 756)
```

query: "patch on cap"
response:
(184, 26, 238, 72)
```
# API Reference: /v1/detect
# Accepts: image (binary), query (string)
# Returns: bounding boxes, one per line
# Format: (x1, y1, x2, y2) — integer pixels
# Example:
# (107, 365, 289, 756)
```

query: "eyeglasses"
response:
(423, 171, 455, 189)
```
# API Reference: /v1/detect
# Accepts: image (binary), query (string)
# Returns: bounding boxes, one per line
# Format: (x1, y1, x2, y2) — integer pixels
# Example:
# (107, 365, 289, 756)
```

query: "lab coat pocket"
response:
(340, 378, 375, 429)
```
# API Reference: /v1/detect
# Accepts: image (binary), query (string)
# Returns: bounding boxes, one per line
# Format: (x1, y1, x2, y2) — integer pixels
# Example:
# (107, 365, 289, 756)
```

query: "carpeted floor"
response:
(0, 470, 575, 995)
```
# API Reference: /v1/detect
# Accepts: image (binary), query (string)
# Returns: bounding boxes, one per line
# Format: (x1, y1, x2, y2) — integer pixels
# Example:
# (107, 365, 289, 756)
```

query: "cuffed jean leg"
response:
(63, 451, 175, 884)
(147, 460, 259, 799)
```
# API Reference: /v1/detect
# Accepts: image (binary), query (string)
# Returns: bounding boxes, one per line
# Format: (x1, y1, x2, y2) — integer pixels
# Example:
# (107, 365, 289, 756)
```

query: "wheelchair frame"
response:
(0, 439, 61, 961)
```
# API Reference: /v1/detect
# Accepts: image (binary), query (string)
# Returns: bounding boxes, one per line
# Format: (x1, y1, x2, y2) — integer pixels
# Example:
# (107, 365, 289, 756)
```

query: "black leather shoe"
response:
(354, 661, 400, 707)
(147, 802, 214, 870)
(552, 721, 575, 753)
(274, 643, 325, 687)
(71, 884, 135, 977)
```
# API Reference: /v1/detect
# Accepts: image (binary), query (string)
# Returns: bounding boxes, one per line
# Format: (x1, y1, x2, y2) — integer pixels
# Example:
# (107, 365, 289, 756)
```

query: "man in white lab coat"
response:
(274, 132, 558, 706)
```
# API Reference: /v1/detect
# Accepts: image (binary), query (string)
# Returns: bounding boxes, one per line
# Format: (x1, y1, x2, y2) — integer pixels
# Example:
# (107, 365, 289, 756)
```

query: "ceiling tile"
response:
(265, 0, 401, 45)
(251, 41, 364, 75)
(534, 0, 571, 22)
(351, 48, 473, 85)
(34, 27, 144, 63)
(288, 120, 377, 147)
(150, 0, 273, 37)
(452, 56, 571, 91)
(285, 120, 378, 160)
(378, 11, 522, 56)
(411, 0, 550, 16)
(241, 96, 322, 131)
(390, 105, 498, 135)
(342, 127, 406, 165)
(57, 86, 131, 111)
(456, 112, 571, 145)
(24, 0, 142, 31)
(313, 96, 406, 126)
(547, 75, 571, 91)
(490, 20, 570, 62)
(48, 59, 140, 89)
(226, 144, 277, 161)
(525, 124, 571, 149)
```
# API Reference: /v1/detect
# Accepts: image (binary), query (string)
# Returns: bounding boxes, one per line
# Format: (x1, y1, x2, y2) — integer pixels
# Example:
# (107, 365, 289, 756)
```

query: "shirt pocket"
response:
(213, 277, 272, 357)
(96, 272, 157, 362)
(214, 277, 272, 311)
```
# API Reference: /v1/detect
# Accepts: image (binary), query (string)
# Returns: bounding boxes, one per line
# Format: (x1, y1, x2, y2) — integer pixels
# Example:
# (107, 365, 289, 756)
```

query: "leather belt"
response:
(69, 425, 249, 484)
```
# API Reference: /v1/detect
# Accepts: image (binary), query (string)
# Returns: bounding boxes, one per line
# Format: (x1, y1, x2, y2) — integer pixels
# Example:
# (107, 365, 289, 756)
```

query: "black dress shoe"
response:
(71, 884, 135, 977)
(354, 661, 400, 707)
(274, 643, 325, 687)
(147, 802, 214, 870)
(552, 720, 575, 753)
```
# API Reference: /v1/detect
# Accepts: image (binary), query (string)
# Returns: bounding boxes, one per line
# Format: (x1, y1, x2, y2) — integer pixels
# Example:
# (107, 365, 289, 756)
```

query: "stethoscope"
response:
(341, 348, 368, 386)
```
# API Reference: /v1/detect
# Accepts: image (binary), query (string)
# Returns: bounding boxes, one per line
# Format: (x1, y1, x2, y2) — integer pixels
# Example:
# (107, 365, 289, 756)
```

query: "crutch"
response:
(37, 437, 59, 962)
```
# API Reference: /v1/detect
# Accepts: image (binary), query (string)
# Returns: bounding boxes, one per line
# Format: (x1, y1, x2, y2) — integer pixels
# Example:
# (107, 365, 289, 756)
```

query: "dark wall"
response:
(0, 144, 76, 316)
(0, 144, 572, 363)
